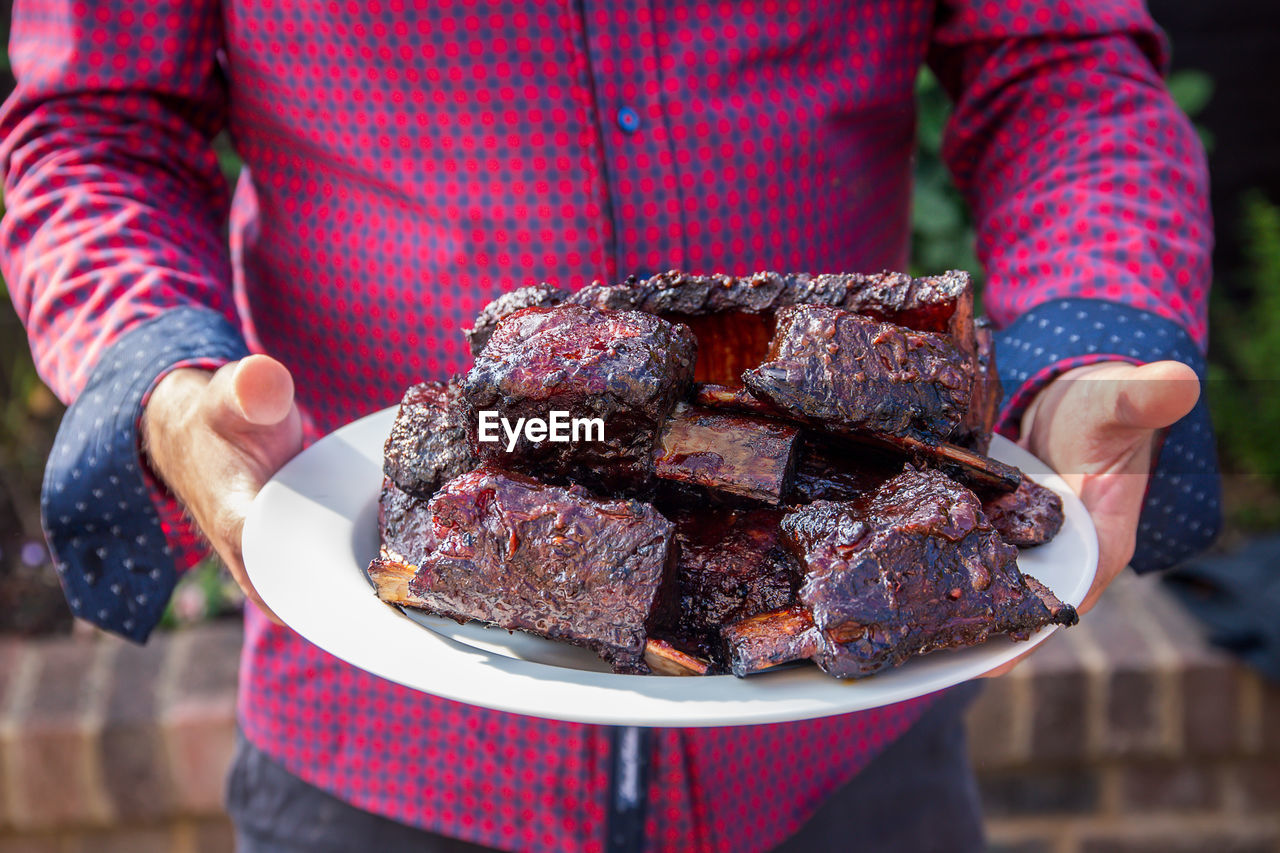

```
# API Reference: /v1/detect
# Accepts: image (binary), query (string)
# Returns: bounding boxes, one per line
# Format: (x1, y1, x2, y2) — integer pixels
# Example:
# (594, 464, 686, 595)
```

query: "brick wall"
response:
(0, 626, 238, 852)
(972, 574, 1280, 852)
(0, 575, 1276, 852)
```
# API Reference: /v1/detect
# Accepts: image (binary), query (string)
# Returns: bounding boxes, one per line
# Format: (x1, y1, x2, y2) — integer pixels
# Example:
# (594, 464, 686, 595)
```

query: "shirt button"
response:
(617, 106, 641, 133)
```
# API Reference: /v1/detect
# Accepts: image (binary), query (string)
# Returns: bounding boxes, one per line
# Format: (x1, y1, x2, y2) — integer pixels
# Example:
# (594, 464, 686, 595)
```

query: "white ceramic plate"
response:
(243, 407, 1097, 727)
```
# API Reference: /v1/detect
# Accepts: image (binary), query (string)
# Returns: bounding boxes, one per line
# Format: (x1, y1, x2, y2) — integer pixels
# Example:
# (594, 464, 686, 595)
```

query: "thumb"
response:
(204, 354, 296, 431)
(1105, 360, 1200, 432)
(232, 354, 296, 426)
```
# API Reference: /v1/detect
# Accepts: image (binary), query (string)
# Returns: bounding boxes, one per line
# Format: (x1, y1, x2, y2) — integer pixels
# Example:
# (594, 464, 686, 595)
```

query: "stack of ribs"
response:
(368, 269, 1073, 678)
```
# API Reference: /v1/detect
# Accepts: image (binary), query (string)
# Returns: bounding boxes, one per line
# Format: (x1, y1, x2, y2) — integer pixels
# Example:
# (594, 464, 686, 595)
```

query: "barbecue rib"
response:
(721, 606, 820, 676)
(377, 268, 1074, 682)
(787, 438, 906, 504)
(464, 284, 568, 355)
(383, 380, 477, 499)
(568, 270, 973, 338)
(462, 303, 697, 496)
(464, 270, 997, 431)
(565, 269, 977, 386)
(983, 477, 1066, 547)
(654, 403, 800, 505)
(367, 466, 679, 673)
(378, 476, 432, 563)
(465, 303, 803, 503)
(771, 468, 1077, 678)
(690, 382, 1021, 497)
(743, 305, 972, 443)
(954, 318, 1001, 453)
(649, 505, 801, 662)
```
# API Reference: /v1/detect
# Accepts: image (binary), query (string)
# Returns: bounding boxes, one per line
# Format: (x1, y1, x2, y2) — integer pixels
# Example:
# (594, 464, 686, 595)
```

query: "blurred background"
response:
(0, 2, 1277, 852)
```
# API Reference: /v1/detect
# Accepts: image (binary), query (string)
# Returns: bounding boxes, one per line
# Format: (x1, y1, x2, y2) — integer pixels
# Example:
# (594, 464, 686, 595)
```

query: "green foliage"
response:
(910, 68, 980, 284)
(1208, 192, 1280, 528)
(1167, 69, 1215, 151)
(159, 555, 245, 628)
(214, 132, 243, 184)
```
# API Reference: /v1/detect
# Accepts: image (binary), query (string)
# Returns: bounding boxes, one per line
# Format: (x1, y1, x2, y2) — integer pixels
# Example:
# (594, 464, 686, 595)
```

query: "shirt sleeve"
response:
(0, 0, 247, 640)
(928, 1, 1220, 570)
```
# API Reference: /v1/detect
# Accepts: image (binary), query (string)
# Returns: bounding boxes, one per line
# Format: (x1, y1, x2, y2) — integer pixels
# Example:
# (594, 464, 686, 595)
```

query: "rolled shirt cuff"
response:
(993, 297, 1221, 573)
(41, 306, 249, 641)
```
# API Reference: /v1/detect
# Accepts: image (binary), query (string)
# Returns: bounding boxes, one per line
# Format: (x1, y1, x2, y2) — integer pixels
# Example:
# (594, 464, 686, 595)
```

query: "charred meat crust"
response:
(692, 383, 1020, 495)
(953, 318, 1001, 453)
(781, 468, 1077, 678)
(464, 284, 568, 355)
(983, 477, 1067, 548)
(568, 269, 972, 338)
(654, 403, 801, 505)
(721, 606, 820, 677)
(648, 505, 801, 664)
(383, 380, 477, 500)
(373, 466, 679, 673)
(743, 305, 972, 444)
(380, 270, 1077, 681)
(462, 303, 697, 496)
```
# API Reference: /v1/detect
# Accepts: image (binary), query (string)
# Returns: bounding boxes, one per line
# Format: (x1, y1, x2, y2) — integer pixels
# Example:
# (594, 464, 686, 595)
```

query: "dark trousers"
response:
(228, 682, 984, 853)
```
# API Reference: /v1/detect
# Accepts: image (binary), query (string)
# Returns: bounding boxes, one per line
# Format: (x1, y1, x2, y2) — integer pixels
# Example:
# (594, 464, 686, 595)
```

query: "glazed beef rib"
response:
(382, 380, 477, 500)
(464, 303, 801, 503)
(649, 505, 800, 663)
(982, 477, 1066, 547)
(462, 270, 998, 445)
(464, 283, 568, 355)
(462, 303, 697, 495)
(568, 269, 973, 338)
(724, 468, 1077, 678)
(784, 468, 1076, 677)
(743, 305, 972, 444)
(367, 466, 678, 673)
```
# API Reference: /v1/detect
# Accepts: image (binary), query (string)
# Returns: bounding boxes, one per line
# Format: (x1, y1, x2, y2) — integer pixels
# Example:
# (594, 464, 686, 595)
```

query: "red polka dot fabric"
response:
(1, 1, 1214, 851)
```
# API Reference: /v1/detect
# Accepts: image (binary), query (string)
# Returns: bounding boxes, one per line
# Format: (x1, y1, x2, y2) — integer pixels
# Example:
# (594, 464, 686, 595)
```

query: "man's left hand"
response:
(982, 360, 1200, 677)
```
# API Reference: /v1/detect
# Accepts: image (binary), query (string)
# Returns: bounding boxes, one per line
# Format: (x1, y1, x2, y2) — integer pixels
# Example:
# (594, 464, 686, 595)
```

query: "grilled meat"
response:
(383, 380, 477, 500)
(368, 466, 679, 673)
(378, 476, 432, 563)
(787, 438, 905, 504)
(983, 477, 1066, 547)
(568, 269, 977, 385)
(569, 269, 972, 337)
(649, 505, 801, 662)
(378, 269, 1073, 681)
(953, 318, 1001, 453)
(743, 305, 972, 444)
(464, 284, 568, 355)
(693, 381, 1021, 495)
(779, 468, 1077, 678)
(465, 304, 802, 503)
(462, 303, 697, 496)
(721, 606, 820, 677)
(654, 403, 800, 505)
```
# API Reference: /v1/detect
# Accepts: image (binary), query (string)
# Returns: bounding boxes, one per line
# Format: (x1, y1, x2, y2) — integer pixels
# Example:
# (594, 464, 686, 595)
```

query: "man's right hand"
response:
(141, 355, 303, 623)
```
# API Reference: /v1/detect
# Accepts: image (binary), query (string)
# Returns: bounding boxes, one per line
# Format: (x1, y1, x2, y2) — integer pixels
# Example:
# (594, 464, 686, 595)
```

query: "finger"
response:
(1108, 360, 1200, 432)
(232, 354, 296, 426)
(202, 354, 296, 432)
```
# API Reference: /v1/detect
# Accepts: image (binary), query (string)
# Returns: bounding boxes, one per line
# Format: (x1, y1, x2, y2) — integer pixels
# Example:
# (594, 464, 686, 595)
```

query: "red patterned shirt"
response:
(1, 1, 1217, 851)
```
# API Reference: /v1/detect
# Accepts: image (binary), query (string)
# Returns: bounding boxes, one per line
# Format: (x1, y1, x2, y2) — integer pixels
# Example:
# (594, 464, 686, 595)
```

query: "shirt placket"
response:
(580, 0, 685, 278)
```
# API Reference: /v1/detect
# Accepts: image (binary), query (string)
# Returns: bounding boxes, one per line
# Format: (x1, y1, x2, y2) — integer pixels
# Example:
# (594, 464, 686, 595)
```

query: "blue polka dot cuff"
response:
(994, 298, 1221, 573)
(42, 307, 249, 641)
